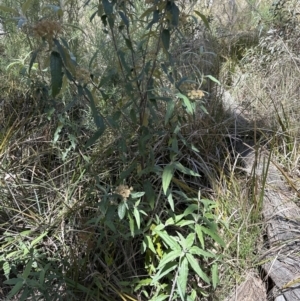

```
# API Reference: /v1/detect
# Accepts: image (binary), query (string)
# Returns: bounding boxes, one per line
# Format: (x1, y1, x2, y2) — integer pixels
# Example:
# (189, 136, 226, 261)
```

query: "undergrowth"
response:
(0, 0, 299, 300)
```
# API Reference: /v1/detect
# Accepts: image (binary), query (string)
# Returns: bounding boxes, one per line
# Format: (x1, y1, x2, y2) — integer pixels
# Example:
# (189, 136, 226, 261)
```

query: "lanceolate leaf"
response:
(157, 249, 181, 269)
(53, 39, 76, 76)
(167, 192, 174, 211)
(6, 280, 23, 299)
(28, 49, 39, 74)
(128, 212, 135, 237)
(186, 253, 210, 284)
(118, 201, 126, 219)
(177, 257, 189, 300)
(144, 235, 156, 254)
(170, 2, 179, 27)
(50, 51, 63, 97)
(147, 9, 159, 29)
(185, 233, 195, 249)
(0, 5, 18, 15)
(133, 207, 141, 229)
(22, 259, 33, 279)
(165, 100, 175, 125)
(30, 231, 48, 247)
(84, 87, 106, 132)
(194, 10, 210, 30)
(201, 226, 225, 247)
(149, 295, 169, 301)
(162, 164, 174, 194)
(152, 261, 177, 284)
(161, 29, 170, 52)
(173, 162, 200, 177)
(177, 93, 195, 115)
(102, 0, 113, 15)
(195, 224, 204, 249)
(205, 75, 220, 85)
(85, 128, 106, 148)
(189, 246, 215, 258)
(154, 230, 180, 250)
(118, 11, 129, 27)
(22, 0, 35, 14)
(212, 263, 219, 289)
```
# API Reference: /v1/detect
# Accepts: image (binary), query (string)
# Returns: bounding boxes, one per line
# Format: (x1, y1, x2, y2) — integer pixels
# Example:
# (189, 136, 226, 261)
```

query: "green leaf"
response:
(53, 39, 76, 76)
(22, 259, 33, 279)
(189, 246, 215, 258)
(3, 261, 10, 279)
(147, 10, 159, 29)
(131, 191, 145, 198)
(161, 63, 174, 84)
(177, 93, 195, 115)
(28, 49, 39, 75)
(174, 162, 200, 177)
(128, 212, 135, 237)
(84, 87, 105, 130)
(167, 192, 174, 211)
(85, 128, 106, 148)
(124, 37, 134, 51)
(118, 11, 129, 27)
(143, 235, 156, 254)
(50, 51, 63, 97)
(188, 289, 197, 301)
(54, 121, 63, 143)
(155, 230, 180, 251)
(161, 29, 170, 51)
(143, 180, 155, 209)
(195, 224, 204, 249)
(4, 278, 21, 285)
(117, 49, 131, 73)
(152, 261, 177, 284)
(133, 207, 141, 229)
(194, 11, 210, 30)
(186, 253, 210, 284)
(201, 226, 225, 247)
(90, 9, 99, 22)
(30, 231, 48, 247)
(185, 233, 195, 249)
(0, 5, 18, 14)
(6, 251, 18, 259)
(149, 295, 169, 301)
(7, 280, 23, 299)
(177, 257, 189, 300)
(176, 232, 186, 249)
(157, 249, 181, 270)
(119, 161, 137, 181)
(140, 7, 155, 19)
(162, 164, 174, 195)
(165, 217, 175, 226)
(205, 75, 220, 85)
(118, 201, 126, 219)
(102, 0, 113, 15)
(165, 100, 175, 125)
(212, 263, 219, 289)
(39, 263, 51, 285)
(22, 0, 34, 13)
(184, 204, 198, 216)
(134, 278, 152, 291)
(170, 3, 180, 27)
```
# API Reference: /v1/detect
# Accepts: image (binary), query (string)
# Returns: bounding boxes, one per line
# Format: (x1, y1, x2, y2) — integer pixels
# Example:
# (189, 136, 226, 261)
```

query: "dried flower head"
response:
(187, 89, 205, 100)
(75, 66, 91, 85)
(114, 185, 133, 200)
(33, 19, 63, 41)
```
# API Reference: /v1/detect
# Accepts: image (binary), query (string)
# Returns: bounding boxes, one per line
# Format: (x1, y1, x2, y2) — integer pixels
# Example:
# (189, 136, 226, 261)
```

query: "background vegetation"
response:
(0, 0, 299, 300)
